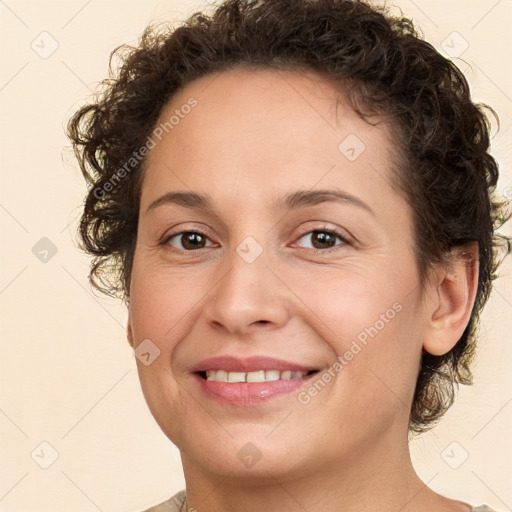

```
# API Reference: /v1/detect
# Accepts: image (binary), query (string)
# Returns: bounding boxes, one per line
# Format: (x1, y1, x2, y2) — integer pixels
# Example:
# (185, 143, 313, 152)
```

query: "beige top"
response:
(138, 490, 499, 512)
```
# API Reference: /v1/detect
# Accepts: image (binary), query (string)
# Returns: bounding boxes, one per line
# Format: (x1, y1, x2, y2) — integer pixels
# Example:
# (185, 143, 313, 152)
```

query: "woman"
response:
(67, 0, 509, 510)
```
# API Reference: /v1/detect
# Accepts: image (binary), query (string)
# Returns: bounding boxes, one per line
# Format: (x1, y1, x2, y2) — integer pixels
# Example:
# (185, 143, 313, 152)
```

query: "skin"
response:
(126, 68, 479, 512)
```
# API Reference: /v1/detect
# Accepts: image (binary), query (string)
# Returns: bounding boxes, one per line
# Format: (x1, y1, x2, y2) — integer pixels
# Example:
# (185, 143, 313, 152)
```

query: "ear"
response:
(422, 242, 479, 356)
(127, 310, 135, 348)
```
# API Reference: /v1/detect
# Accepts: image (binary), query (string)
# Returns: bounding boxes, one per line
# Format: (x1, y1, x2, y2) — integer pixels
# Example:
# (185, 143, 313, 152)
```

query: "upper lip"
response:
(190, 355, 317, 373)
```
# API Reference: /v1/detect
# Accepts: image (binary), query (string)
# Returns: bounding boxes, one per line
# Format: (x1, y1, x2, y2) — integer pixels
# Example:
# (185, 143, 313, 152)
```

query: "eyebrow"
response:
(146, 189, 375, 217)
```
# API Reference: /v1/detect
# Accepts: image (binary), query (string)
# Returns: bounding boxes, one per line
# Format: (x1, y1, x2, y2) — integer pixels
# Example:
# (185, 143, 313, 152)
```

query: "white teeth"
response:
(265, 370, 280, 381)
(247, 370, 265, 382)
(204, 369, 309, 382)
(227, 371, 246, 383)
(215, 370, 228, 382)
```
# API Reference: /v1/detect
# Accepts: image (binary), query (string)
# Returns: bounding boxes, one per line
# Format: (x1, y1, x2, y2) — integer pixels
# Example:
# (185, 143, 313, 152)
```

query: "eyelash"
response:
(160, 225, 349, 254)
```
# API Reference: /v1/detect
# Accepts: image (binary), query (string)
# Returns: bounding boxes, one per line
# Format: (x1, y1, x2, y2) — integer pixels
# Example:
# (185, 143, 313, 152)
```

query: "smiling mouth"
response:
(197, 369, 319, 382)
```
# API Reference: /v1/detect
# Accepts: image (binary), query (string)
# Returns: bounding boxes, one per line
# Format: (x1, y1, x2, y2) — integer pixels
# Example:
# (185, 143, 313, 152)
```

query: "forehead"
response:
(141, 67, 399, 212)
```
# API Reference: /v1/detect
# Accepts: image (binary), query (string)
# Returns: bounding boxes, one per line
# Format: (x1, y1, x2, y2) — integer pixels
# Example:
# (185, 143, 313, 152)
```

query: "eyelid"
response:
(294, 221, 352, 241)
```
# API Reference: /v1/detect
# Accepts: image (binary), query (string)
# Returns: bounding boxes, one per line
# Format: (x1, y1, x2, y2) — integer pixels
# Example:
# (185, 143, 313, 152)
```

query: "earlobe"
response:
(422, 242, 479, 356)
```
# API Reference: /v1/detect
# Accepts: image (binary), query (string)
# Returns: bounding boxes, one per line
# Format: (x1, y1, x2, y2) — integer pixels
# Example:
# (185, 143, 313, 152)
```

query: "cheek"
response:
(127, 263, 209, 400)
(128, 262, 210, 347)
(290, 264, 404, 346)
(292, 265, 423, 411)
(128, 263, 209, 439)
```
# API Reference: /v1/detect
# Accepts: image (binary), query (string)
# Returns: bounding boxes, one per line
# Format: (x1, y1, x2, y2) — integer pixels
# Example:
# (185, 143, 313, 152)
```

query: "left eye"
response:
(295, 230, 346, 250)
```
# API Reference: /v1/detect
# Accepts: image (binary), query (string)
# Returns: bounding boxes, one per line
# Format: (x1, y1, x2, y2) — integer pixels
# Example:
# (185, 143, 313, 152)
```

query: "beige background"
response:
(1, 1, 511, 511)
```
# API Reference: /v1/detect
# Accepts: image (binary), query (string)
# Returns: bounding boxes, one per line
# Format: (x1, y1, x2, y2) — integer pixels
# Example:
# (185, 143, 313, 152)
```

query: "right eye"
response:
(163, 231, 217, 252)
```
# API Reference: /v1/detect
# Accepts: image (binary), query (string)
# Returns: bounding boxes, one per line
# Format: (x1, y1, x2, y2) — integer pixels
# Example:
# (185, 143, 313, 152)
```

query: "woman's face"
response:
(127, 68, 428, 480)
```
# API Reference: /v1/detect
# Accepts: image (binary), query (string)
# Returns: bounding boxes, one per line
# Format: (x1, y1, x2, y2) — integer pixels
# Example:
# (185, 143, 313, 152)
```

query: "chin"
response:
(178, 428, 311, 481)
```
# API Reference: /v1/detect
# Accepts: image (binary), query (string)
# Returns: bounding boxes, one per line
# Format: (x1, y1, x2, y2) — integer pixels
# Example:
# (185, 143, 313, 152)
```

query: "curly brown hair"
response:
(66, 0, 510, 435)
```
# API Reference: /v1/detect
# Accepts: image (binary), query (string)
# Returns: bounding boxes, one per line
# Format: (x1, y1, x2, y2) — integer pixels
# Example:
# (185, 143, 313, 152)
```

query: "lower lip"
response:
(193, 373, 317, 406)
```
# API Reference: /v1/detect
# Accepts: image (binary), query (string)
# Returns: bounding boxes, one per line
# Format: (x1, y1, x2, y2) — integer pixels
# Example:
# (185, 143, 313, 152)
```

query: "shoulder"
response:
(136, 489, 186, 512)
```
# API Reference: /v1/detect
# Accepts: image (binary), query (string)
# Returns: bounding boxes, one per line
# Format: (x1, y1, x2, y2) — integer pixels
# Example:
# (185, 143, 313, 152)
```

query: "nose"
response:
(204, 242, 291, 337)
